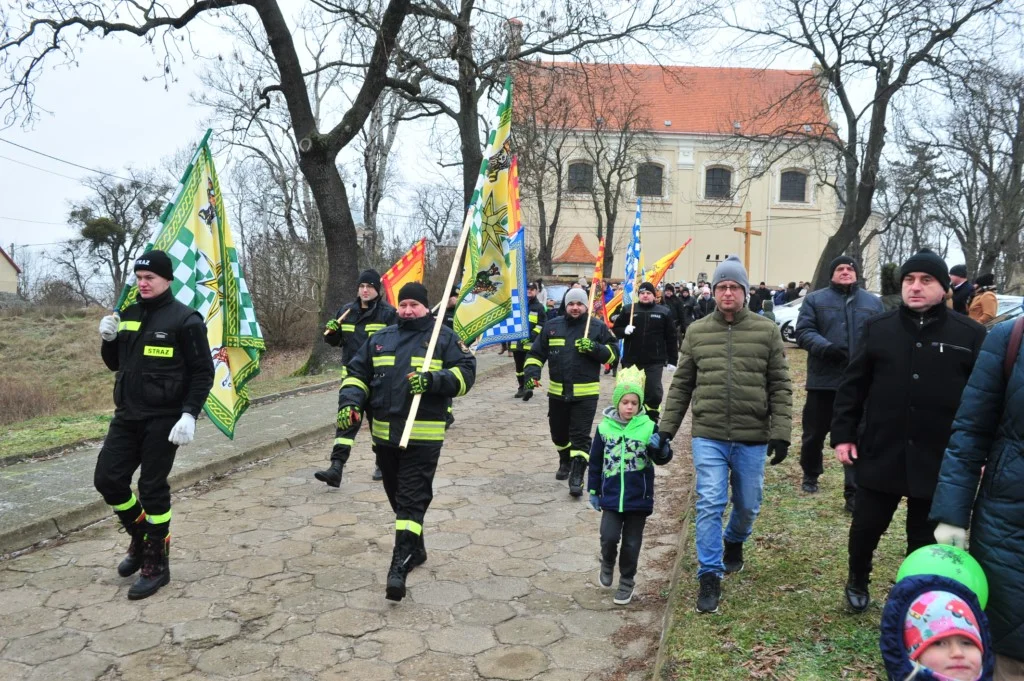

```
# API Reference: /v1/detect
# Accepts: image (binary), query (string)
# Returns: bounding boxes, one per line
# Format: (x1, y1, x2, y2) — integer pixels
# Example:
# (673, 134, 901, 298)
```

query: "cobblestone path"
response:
(0, 368, 687, 681)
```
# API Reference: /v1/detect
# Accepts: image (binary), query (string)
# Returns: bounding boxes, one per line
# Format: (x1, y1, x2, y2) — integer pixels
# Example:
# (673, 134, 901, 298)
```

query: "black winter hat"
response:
(950, 264, 968, 278)
(134, 250, 174, 281)
(975, 273, 995, 288)
(397, 282, 430, 308)
(638, 281, 657, 295)
(357, 269, 382, 293)
(664, 283, 675, 293)
(899, 249, 950, 290)
(829, 255, 859, 276)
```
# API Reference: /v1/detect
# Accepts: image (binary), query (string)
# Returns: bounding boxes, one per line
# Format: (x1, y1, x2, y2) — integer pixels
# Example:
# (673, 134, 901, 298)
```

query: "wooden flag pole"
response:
(322, 307, 353, 336)
(399, 203, 476, 450)
(585, 278, 598, 335)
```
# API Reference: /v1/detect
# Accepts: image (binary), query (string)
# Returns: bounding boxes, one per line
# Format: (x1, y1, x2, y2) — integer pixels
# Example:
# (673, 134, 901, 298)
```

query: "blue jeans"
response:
(691, 437, 767, 578)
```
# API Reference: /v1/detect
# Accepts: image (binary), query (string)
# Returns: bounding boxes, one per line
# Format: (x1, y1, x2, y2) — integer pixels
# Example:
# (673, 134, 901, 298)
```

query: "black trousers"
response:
(94, 416, 179, 535)
(513, 350, 527, 389)
(375, 444, 441, 528)
(548, 397, 598, 460)
(800, 389, 856, 499)
(622, 362, 665, 420)
(600, 510, 647, 585)
(847, 486, 936, 575)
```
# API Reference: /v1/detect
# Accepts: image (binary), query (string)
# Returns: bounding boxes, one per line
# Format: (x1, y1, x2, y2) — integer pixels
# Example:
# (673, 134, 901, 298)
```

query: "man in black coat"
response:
(948, 264, 972, 315)
(612, 281, 677, 422)
(831, 249, 986, 614)
(795, 256, 883, 505)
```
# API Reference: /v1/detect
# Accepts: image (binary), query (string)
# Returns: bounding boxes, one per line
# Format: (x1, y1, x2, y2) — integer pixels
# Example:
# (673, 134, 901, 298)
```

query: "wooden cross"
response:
(733, 211, 761, 272)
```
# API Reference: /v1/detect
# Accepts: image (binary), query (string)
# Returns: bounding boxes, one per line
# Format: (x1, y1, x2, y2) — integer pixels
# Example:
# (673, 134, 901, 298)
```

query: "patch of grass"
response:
(0, 413, 113, 460)
(660, 349, 907, 681)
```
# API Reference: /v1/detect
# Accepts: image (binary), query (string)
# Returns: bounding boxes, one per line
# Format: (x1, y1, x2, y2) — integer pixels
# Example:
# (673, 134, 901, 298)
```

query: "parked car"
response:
(773, 298, 803, 343)
(988, 294, 1024, 329)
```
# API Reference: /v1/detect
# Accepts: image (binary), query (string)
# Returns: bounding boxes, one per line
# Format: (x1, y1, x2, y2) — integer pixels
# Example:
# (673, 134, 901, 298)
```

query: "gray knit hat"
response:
(711, 255, 749, 296)
(564, 288, 589, 306)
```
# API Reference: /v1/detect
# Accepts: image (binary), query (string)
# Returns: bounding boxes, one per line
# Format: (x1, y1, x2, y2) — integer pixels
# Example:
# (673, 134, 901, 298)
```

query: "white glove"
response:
(168, 414, 197, 446)
(99, 315, 119, 342)
(625, 324, 635, 335)
(934, 523, 967, 549)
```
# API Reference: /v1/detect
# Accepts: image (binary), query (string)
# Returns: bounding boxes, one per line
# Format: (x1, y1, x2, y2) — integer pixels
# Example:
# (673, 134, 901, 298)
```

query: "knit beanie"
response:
(638, 281, 656, 295)
(664, 283, 675, 293)
(613, 366, 646, 409)
(975, 273, 995, 288)
(900, 249, 950, 290)
(904, 591, 984, 662)
(134, 250, 174, 281)
(358, 269, 382, 293)
(830, 255, 859, 276)
(711, 255, 749, 295)
(950, 264, 968, 278)
(397, 282, 430, 308)
(564, 288, 588, 306)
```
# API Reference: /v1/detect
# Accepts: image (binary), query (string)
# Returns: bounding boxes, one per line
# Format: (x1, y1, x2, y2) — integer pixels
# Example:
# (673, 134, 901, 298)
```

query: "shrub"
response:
(0, 376, 60, 425)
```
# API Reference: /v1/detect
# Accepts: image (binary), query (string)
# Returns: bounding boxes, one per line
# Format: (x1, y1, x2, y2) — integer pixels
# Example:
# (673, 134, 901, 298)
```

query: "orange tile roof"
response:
(514, 62, 833, 138)
(553, 234, 598, 264)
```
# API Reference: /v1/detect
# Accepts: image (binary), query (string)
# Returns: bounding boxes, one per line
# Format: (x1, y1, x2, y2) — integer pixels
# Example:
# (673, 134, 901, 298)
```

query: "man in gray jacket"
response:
(795, 256, 883, 510)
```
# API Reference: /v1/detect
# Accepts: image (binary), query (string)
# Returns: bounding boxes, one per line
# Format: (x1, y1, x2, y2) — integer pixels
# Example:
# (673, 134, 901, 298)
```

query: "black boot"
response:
(696, 573, 721, 613)
(844, 571, 870, 613)
(522, 388, 533, 401)
(314, 460, 343, 487)
(723, 541, 744, 575)
(802, 476, 819, 493)
(568, 457, 587, 497)
(128, 535, 170, 600)
(116, 510, 147, 578)
(372, 465, 383, 481)
(385, 532, 415, 602)
(555, 449, 571, 480)
(408, 532, 427, 571)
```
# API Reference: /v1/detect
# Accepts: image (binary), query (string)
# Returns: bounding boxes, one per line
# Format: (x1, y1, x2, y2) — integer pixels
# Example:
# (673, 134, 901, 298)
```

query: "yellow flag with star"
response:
(453, 77, 515, 343)
(115, 130, 264, 439)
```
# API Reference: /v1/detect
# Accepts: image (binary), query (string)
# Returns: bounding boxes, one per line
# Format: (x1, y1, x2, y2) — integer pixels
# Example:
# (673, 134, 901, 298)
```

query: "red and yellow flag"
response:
(603, 239, 692, 324)
(381, 238, 427, 307)
(509, 156, 523, 238)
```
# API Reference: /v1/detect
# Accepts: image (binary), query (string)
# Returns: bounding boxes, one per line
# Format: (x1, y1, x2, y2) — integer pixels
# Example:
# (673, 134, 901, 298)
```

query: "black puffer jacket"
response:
(525, 313, 616, 401)
(612, 302, 677, 367)
(831, 304, 986, 498)
(795, 283, 883, 390)
(324, 297, 397, 363)
(102, 288, 214, 420)
(930, 319, 1024, 659)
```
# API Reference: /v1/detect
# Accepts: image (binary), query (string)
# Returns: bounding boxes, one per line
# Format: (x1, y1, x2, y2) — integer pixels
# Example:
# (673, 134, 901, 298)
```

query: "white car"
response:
(773, 298, 803, 343)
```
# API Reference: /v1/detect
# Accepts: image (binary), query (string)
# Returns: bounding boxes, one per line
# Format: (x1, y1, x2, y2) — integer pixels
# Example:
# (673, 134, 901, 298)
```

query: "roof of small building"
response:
(553, 234, 598, 264)
(0, 245, 22, 274)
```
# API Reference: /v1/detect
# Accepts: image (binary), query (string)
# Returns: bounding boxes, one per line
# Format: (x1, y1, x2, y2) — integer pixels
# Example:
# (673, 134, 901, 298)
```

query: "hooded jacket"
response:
(929, 319, 1024, 659)
(661, 307, 793, 444)
(587, 407, 659, 515)
(880, 575, 994, 681)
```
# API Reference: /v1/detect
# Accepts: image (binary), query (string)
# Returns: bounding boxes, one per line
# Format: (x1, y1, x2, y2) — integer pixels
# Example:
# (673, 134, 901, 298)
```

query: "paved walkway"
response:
(0, 360, 687, 681)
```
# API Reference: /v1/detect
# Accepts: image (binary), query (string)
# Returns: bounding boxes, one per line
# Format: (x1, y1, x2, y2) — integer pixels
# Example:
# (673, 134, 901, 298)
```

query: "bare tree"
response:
(67, 169, 171, 300)
(47, 239, 104, 306)
(1, 0, 415, 373)
(414, 182, 461, 247)
(720, 0, 1008, 289)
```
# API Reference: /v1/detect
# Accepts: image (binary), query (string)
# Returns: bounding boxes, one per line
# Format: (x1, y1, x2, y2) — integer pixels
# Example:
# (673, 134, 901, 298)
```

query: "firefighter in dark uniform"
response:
(525, 287, 617, 496)
(613, 281, 677, 423)
(514, 281, 547, 401)
(95, 251, 214, 600)
(319, 269, 397, 482)
(327, 283, 475, 601)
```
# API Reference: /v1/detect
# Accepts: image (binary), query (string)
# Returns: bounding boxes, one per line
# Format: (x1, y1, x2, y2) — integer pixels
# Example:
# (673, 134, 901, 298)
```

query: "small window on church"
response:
(780, 170, 808, 202)
(636, 163, 663, 197)
(705, 167, 732, 199)
(568, 162, 594, 193)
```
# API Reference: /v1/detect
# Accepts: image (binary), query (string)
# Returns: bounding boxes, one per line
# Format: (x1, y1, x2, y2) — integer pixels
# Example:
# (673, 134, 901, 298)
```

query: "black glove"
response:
(823, 345, 848, 364)
(651, 438, 673, 465)
(767, 439, 789, 466)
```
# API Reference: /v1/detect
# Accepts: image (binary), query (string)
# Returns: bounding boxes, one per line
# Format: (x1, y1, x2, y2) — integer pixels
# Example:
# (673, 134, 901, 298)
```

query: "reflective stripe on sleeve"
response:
(334, 437, 354, 447)
(410, 357, 444, 371)
(341, 376, 369, 393)
(118, 320, 141, 332)
(365, 323, 387, 333)
(450, 367, 468, 396)
(524, 357, 543, 369)
(341, 324, 356, 333)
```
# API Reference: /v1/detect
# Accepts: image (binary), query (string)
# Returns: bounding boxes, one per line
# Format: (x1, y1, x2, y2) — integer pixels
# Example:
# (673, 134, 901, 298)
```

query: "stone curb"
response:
(652, 479, 695, 680)
(0, 359, 512, 555)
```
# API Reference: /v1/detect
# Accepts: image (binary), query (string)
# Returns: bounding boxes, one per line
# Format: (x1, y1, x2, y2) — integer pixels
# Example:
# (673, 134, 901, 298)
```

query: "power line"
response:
(0, 215, 66, 226)
(0, 137, 167, 189)
(0, 154, 83, 182)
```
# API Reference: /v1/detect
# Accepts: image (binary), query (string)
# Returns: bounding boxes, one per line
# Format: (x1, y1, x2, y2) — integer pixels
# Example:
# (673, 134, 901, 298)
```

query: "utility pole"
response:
(733, 211, 761, 273)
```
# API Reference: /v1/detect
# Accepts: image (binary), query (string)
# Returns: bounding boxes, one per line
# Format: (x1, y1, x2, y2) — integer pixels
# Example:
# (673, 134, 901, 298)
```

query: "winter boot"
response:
(567, 456, 587, 497)
(614, 579, 635, 605)
(116, 509, 147, 578)
(696, 573, 721, 614)
(408, 532, 427, 571)
(801, 476, 819, 493)
(514, 375, 525, 399)
(555, 449, 571, 480)
(385, 531, 416, 602)
(723, 541, 744, 575)
(372, 465, 383, 481)
(315, 460, 343, 487)
(522, 388, 534, 401)
(599, 561, 614, 588)
(128, 535, 170, 600)
(844, 571, 870, 613)
(514, 387, 525, 399)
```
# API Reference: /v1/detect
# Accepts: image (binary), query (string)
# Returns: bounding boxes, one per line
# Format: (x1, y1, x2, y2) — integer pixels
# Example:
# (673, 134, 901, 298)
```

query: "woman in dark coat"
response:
(930, 318, 1024, 675)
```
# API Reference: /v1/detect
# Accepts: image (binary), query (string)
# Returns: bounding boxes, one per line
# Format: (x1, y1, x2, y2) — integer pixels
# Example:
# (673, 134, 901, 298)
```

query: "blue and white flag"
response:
(622, 198, 643, 306)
